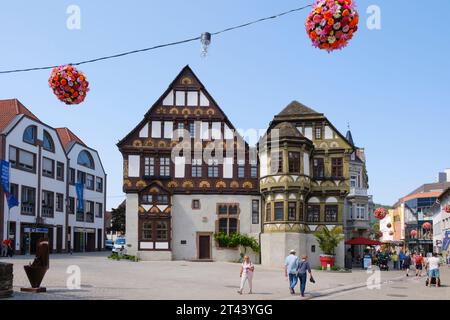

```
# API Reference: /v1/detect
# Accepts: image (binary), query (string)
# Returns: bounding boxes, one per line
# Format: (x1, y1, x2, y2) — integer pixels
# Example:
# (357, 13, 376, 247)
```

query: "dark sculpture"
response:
(21, 238, 49, 293)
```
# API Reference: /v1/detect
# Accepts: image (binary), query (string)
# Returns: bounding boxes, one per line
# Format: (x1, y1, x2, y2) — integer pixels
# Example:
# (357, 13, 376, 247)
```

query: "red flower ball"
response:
(410, 230, 417, 238)
(377, 231, 383, 239)
(48, 65, 89, 105)
(305, 0, 359, 52)
(374, 208, 388, 220)
(444, 204, 450, 213)
(422, 222, 432, 230)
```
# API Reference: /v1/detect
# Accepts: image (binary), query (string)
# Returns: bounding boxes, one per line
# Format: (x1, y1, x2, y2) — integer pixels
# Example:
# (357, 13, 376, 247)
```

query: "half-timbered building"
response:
(117, 66, 261, 261)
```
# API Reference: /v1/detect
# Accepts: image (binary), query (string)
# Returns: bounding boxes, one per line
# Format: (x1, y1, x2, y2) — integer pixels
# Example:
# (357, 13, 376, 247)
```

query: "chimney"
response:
(438, 172, 447, 183)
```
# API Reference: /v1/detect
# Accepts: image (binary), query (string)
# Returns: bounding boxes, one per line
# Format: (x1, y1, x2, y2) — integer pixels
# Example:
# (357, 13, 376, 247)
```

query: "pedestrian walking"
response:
(414, 253, 424, 277)
(284, 249, 299, 295)
(1, 239, 8, 257)
(391, 252, 399, 270)
(297, 255, 314, 298)
(237, 255, 254, 295)
(399, 250, 405, 270)
(403, 252, 412, 276)
(425, 253, 441, 287)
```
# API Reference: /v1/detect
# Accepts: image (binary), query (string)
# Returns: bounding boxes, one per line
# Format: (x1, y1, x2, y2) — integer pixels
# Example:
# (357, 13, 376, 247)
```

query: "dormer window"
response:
(23, 125, 37, 144)
(43, 130, 55, 152)
(78, 150, 95, 169)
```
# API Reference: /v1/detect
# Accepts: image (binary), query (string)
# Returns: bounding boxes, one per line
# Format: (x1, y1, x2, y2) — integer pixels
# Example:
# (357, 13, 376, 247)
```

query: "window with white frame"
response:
(356, 204, 366, 220)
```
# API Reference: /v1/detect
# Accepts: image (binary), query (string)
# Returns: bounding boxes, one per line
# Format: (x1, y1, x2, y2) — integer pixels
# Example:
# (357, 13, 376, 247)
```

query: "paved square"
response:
(1, 253, 448, 300)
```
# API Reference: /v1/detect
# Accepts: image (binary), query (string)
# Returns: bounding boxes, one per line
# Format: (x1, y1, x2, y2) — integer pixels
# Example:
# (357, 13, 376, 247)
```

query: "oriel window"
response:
(288, 152, 300, 173)
(313, 158, 325, 178)
(325, 205, 338, 222)
(274, 202, 284, 221)
(306, 205, 320, 222)
(331, 158, 343, 178)
(270, 151, 283, 174)
(288, 202, 297, 221)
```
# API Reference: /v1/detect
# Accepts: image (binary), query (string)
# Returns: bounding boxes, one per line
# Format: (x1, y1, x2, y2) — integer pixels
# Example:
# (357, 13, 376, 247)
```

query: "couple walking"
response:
(285, 249, 314, 297)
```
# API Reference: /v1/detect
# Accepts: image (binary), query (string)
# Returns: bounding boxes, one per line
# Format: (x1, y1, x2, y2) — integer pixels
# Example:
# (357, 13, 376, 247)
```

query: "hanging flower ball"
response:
(444, 204, 450, 213)
(374, 208, 388, 220)
(48, 65, 89, 105)
(387, 223, 392, 228)
(422, 222, 432, 230)
(377, 231, 383, 239)
(305, 0, 359, 52)
(389, 231, 394, 236)
(410, 230, 417, 238)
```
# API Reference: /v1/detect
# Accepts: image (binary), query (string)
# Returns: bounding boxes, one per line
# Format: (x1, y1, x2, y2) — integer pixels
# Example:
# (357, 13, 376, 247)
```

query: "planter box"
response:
(319, 255, 336, 269)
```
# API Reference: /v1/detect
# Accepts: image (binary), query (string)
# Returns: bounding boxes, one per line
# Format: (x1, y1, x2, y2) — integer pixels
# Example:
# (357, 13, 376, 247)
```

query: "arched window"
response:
(23, 126, 37, 144)
(43, 130, 55, 152)
(77, 150, 95, 169)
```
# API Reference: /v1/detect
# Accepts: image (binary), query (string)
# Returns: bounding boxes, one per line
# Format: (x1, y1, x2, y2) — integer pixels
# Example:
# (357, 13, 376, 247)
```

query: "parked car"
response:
(105, 240, 114, 250)
(112, 238, 126, 253)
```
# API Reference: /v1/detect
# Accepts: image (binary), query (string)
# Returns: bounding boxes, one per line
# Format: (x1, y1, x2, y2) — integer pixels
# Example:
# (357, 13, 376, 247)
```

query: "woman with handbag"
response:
(237, 255, 255, 295)
(297, 255, 314, 297)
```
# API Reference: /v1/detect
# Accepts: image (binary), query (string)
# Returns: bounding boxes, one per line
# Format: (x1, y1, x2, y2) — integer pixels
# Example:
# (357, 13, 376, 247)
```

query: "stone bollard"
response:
(0, 262, 13, 298)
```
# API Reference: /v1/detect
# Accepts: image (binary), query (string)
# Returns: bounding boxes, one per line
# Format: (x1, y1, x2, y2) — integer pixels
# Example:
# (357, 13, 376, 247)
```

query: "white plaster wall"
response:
(125, 193, 139, 256)
(261, 232, 345, 269)
(171, 194, 261, 261)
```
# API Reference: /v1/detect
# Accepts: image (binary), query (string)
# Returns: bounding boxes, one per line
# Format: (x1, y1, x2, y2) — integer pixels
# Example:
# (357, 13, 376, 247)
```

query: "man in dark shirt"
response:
(297, 255, 313, 297)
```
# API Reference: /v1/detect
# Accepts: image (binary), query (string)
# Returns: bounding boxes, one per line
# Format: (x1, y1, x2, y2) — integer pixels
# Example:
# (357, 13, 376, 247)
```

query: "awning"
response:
(345, 237, 382, 246)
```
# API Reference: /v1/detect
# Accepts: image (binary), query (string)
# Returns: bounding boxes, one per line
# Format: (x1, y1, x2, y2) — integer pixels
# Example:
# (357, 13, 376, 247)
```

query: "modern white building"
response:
(0, 99, 106, 254)
(56, 128, 107, 252)
(431, 187, 450, 254)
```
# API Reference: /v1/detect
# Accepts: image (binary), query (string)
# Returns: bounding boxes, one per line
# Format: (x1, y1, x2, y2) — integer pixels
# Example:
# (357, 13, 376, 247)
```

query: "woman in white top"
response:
(238, 255, 255, 295)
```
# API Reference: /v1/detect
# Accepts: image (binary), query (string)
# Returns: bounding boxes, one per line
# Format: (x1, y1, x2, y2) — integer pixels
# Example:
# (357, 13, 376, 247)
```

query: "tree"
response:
(111, 201, 126, 234)
(314, 226, 344, 255)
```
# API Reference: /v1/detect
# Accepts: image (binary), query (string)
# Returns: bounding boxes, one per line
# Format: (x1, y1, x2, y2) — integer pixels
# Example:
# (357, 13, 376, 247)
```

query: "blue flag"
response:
(6, 192, 19, 209)
(1, 160, 10, 193)
(76, 182, 84, 212)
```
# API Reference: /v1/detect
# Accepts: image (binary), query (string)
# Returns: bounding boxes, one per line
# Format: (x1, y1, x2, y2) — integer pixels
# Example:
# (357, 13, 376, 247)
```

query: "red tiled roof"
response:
(55, 127, 86, 149)
(0, 99, 40, 132)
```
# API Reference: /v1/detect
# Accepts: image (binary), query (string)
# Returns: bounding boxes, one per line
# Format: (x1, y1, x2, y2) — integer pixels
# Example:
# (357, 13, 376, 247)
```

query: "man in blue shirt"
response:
(284, 249, 299, 295)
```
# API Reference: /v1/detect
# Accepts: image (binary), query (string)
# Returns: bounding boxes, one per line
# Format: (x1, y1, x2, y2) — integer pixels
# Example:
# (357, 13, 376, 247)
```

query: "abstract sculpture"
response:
(20, 238, 49, 293)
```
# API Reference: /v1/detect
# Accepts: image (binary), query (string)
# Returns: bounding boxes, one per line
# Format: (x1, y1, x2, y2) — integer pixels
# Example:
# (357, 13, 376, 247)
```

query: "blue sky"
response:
(1, 0, 449, 209)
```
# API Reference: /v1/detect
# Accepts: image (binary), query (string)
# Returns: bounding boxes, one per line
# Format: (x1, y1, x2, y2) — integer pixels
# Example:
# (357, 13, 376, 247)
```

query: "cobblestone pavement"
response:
(1, 253, 447, 300)
(314, 266, 450, 300)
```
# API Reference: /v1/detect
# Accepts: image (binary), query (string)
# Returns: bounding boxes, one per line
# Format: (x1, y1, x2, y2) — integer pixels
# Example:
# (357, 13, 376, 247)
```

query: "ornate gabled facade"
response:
(343, 129, 374, 268)
(117, 66, 261, 261)
(259, 101, 354, 267)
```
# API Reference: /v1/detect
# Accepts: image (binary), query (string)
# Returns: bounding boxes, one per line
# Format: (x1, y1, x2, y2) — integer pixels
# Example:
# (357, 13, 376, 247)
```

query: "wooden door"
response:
(198, 235, 211, 260)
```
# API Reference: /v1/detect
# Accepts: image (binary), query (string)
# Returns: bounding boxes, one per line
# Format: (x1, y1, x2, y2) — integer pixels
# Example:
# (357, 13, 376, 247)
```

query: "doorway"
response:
(197, 233, 211, 260)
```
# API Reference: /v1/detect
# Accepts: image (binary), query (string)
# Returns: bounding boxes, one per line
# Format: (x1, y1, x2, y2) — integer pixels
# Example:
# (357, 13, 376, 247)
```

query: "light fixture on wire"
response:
(200, 32, 211, 57)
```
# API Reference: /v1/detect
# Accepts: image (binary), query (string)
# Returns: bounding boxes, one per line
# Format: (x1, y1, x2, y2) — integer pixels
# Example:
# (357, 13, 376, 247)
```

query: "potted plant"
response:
(314, 226, 344, 269)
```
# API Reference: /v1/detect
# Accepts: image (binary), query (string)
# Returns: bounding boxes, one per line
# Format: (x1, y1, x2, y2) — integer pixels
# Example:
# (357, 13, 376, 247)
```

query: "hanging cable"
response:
(0, 3, 312, 74)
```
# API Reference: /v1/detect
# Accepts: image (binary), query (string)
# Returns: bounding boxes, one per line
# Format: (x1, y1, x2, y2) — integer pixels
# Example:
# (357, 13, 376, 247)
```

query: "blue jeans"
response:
(298, 273, 307, 295)
(288, 273, 298, 289)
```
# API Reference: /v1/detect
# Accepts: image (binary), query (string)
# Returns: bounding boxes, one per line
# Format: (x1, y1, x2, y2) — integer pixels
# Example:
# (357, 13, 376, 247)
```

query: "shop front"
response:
(20, 224, 53, 255)
(73, 227, 96, 252)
